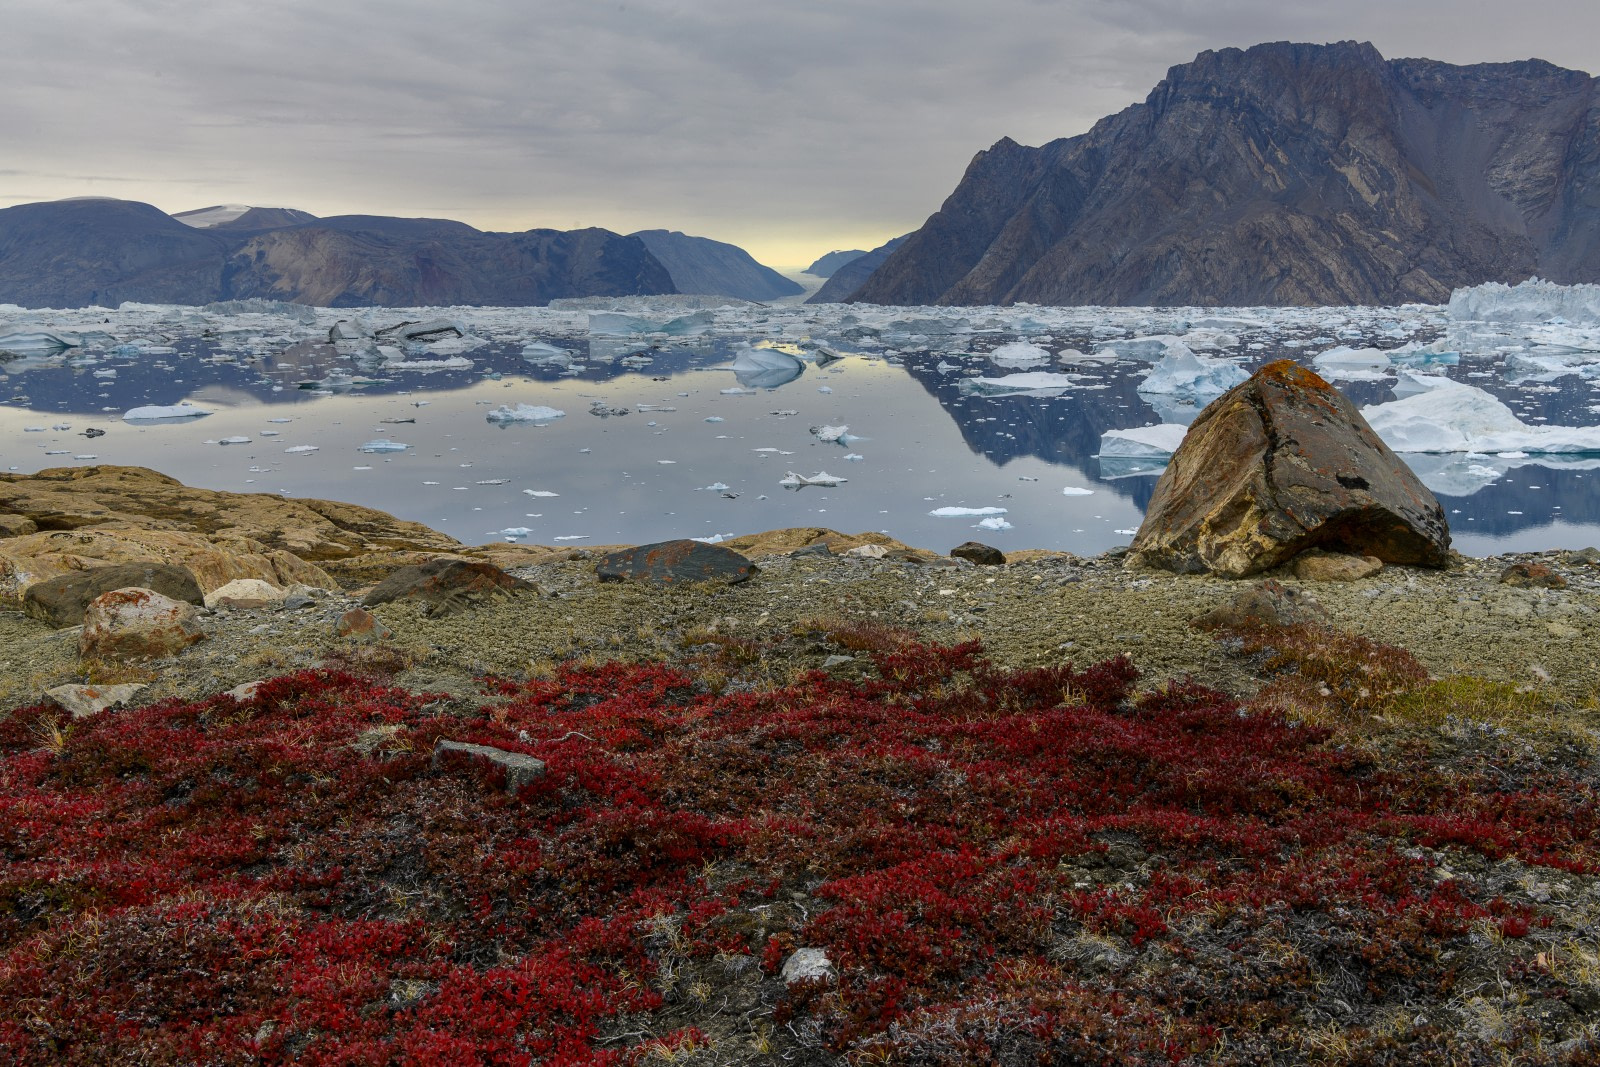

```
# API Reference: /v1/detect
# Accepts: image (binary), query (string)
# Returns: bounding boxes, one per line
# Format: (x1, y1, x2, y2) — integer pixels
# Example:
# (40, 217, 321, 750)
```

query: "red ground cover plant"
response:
(2, 636, 1598, 1064)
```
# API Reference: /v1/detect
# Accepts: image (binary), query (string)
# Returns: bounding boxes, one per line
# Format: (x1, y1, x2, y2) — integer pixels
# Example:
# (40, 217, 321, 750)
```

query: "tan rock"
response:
(1290, 551, 1384, 582)
(204, 578, 288, 609)
(0, 528, 337, 598)
(44, 682, 147, 718)
(1128, 361, 1450, 577)
(0, 513, 37, 537)
(80, 587, 207, 662)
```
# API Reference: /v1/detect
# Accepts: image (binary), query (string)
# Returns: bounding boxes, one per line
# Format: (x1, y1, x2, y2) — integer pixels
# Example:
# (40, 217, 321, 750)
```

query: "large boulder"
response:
(24, 562, 204, 628)
(596, 539, 757, 585)
(79, 587, 207, 662)
(1128, 361, 1449, 577)
(363, 558, 533, 616)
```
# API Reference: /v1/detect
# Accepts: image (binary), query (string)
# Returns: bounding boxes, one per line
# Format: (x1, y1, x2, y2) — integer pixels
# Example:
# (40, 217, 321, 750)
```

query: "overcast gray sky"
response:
(2, 0, 1596, 267)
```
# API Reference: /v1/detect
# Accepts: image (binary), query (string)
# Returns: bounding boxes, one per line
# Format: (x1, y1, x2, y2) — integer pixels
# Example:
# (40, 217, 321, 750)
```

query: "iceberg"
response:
(810, 424, 848, 443)
(958, 372, 1082, 397)
(521, 342, 572, 365)
(986, 341, 1050, 366)
(358, 439, 409, 453)
(1311, 346, 1395, 381)
(485, 404, 567, 423)
(730, 345, 804, 389)
(780, 470, 847, 489)
(123, 404, 212, 421)
(374, 318, 465, 342)
(1448, 278, 1600, 324)
(587, 309, 714, 337)
(1361, 378, 1600, 454)
(1096, 424, 1188, 459)
(1137, 349, 1248, 397)
(976, 516, 1013, 530)
(930, 506, 1007, 517)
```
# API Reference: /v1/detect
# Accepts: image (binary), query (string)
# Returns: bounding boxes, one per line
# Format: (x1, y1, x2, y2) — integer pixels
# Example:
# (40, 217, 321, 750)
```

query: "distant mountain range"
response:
(807, 235, 910, 304)
(0, 200, 796, 308)
(839, 41, 1600, 307)
(803, 249, 868, 277)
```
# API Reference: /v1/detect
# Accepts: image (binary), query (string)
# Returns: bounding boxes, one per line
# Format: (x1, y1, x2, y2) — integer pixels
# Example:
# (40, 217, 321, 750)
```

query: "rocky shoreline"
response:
(1, 465, 1597, 715)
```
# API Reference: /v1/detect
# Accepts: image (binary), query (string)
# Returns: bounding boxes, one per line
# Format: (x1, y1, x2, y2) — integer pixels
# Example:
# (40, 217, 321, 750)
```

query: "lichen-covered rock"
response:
(1500, 562, 1567, 589)
(335, 607, 393, 643)
(1191, 580, 1331, 632)
(24, 562, 204, 628)
(79, 587, 207, 661)
(363, 558, 533, 616)
(596, 539, 758, 585)
(44, 682, 146, 718)
(203, 578, 288, 610)
(432, 740, 546, 794)
(1290, 550, 1384, 582)
(1129, 361, 1449, 577)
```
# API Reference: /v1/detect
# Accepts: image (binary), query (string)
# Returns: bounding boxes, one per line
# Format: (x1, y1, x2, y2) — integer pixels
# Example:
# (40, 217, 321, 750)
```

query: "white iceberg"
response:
(1362, 377, 1600, 454)
(730, 345, 804, 389)
(930, 506, 1007, 517)
(810, 424, 848, 443)
(0, 330, 82, 355)
(123, 404, 213, 421)
(1311, 346, 1395, 381)
(986, 341, 1050, 367)
(358, 439, 409, 453)
(1061, 486, 1094, 496)
(780, 470, 847, 489)
(1138, 349, 1248, 397)
(485, 404, 566, 423)
(958, 372, 1082, 396)
(521, 342, 572, 366)
(1096, 424, 1189, 459)
(976, 516, 1013, 530)
(1448, 278, 1600, 324)
(587, 309, 714, 337)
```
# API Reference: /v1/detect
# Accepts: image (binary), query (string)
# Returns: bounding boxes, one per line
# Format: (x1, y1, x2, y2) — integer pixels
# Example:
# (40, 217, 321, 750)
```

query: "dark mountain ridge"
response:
(629, 230, 803, 301)
(846, 41, 1600, 307)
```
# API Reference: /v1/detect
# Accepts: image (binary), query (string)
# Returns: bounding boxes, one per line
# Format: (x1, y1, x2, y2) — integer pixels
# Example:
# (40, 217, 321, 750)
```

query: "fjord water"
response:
(1, 297, 1597, 556)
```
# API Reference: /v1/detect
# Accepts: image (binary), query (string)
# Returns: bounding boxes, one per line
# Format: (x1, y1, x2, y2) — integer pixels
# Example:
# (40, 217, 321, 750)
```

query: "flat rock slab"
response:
(363, 558, 533, 616)
(1129, 361, 1450, 578)
(595, 539, 757, 586)
(432, 740, 546, 794)
(44, 682, 146, 719)
(24, 562, 204, 628)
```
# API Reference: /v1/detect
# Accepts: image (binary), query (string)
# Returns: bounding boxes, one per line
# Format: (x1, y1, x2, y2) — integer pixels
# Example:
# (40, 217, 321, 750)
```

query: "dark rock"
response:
(432, 740, 546, 795)
(335, 607, 394, 643)
(951, 541, 1006, 566)
(807, 235, 910, 304)
(1500, 562, 1568, 589)
(803, 249, 869, 278)
(846, 42, 1600, 307)
(1192, 580, 1331, 632)
(1128, 361, 1449, 578)
(595, 539, 757, 586)
(362, 558, 533, 616)
(24, 562, 204, 628)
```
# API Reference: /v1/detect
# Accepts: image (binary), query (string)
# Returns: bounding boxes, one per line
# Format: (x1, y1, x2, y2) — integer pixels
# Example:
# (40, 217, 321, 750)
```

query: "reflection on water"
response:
(2, 301, 1599, 555)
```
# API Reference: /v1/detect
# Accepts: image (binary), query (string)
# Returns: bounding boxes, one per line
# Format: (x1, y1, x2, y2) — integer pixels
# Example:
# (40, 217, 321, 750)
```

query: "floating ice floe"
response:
(780, 470, 847, 489)
(1362, 378, 1600, 454)
(284, 445, 319, 454)
(381, 356, 473, 371)
(958, 372, 1082, 397)
(730, 345, 805, 389)
(520, 342, 572, 366)
(1061, 486, 1094, 496)
(218, 436, 252, 445)
(1137, 348, 1248, 396)
(358, 439, 409, 453)
(588, 309, 714, 337)
(1093, 335, 1190, 361)
(985, 341, 1051, 367)
(1096, 424, 1189, 460)
(930, 506, 1007, 518)
(522, 489, 559, 497)
(0, 330, 82, 354)
(810, 424, 848, 443)
(485, 404, 566, 423)
(1310, 346, 1396, 381)
(123, 403, 213, 421)
(976, 516, 1013, 530)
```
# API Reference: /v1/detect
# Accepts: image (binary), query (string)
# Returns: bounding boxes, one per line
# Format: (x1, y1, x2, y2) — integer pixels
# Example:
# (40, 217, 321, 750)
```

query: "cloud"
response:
(2, 0, 1597, 264)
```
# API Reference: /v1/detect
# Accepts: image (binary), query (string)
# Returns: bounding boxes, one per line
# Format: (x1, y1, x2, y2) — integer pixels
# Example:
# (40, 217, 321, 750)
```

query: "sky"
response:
(2, 1, 1597, 269)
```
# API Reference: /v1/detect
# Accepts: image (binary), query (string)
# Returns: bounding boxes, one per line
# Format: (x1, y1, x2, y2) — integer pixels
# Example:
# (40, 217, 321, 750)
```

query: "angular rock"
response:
(44, 682, 146, 719)
(204, 577, 287, 609)
(336, 607, 393, 643)
(0, 513, 37, 537)
(1128, 361, 1449, 577)
(24, 562, 204, 628)
(595, 539, 757, 586)
(1191, 580, 1331, 632)
(1500, 562, 1567, 589)
(951, 541, 1006, 566)
(363, 558, 533, 616)
(1290, 551, 1384, 582)
(80, 587, 207, 661)
(780, 948, 836, 985)
(432, 740, 546, 794)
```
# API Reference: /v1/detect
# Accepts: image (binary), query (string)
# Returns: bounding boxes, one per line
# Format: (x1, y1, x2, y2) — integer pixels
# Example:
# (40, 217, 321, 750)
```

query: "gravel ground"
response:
(3, 544, 1598, 713)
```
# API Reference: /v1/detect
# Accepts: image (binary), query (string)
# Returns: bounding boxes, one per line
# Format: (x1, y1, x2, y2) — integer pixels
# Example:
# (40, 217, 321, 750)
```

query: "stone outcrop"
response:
(80, 588, 207, 662)
(432, 740, 546, 795)
(595, 539, 758, 585)
(0, 466, 461, 596)
(846, 42, 1600, 307)
(1128, 361, 1450, 577)
(24, 563, 205, 628)
(362, 558, 534, 616)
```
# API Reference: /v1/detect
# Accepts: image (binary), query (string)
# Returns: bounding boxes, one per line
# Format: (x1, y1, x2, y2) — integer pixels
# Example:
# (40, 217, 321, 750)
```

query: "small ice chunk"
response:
(1061, 486, 1094, 496)
(976, 516, 1013, 530)
(817, 385, 833, 394)
(986, 341, 1051, 366)
(811, 424, 848, 443)
(123, 403, 213, 420)
(522, 489, 559, 497)
(485, 404, 566, 423)
(358, 439, 408, 453)
(218, 436, 252, 445)
(930, 506, 1008, 517)
(1097, 424, 1189, 459)
(959, 372, 1081, 396)
(284, 445, 319, 454)
(1138, 349, 1248, 396)
(780, 470, 847, 489)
